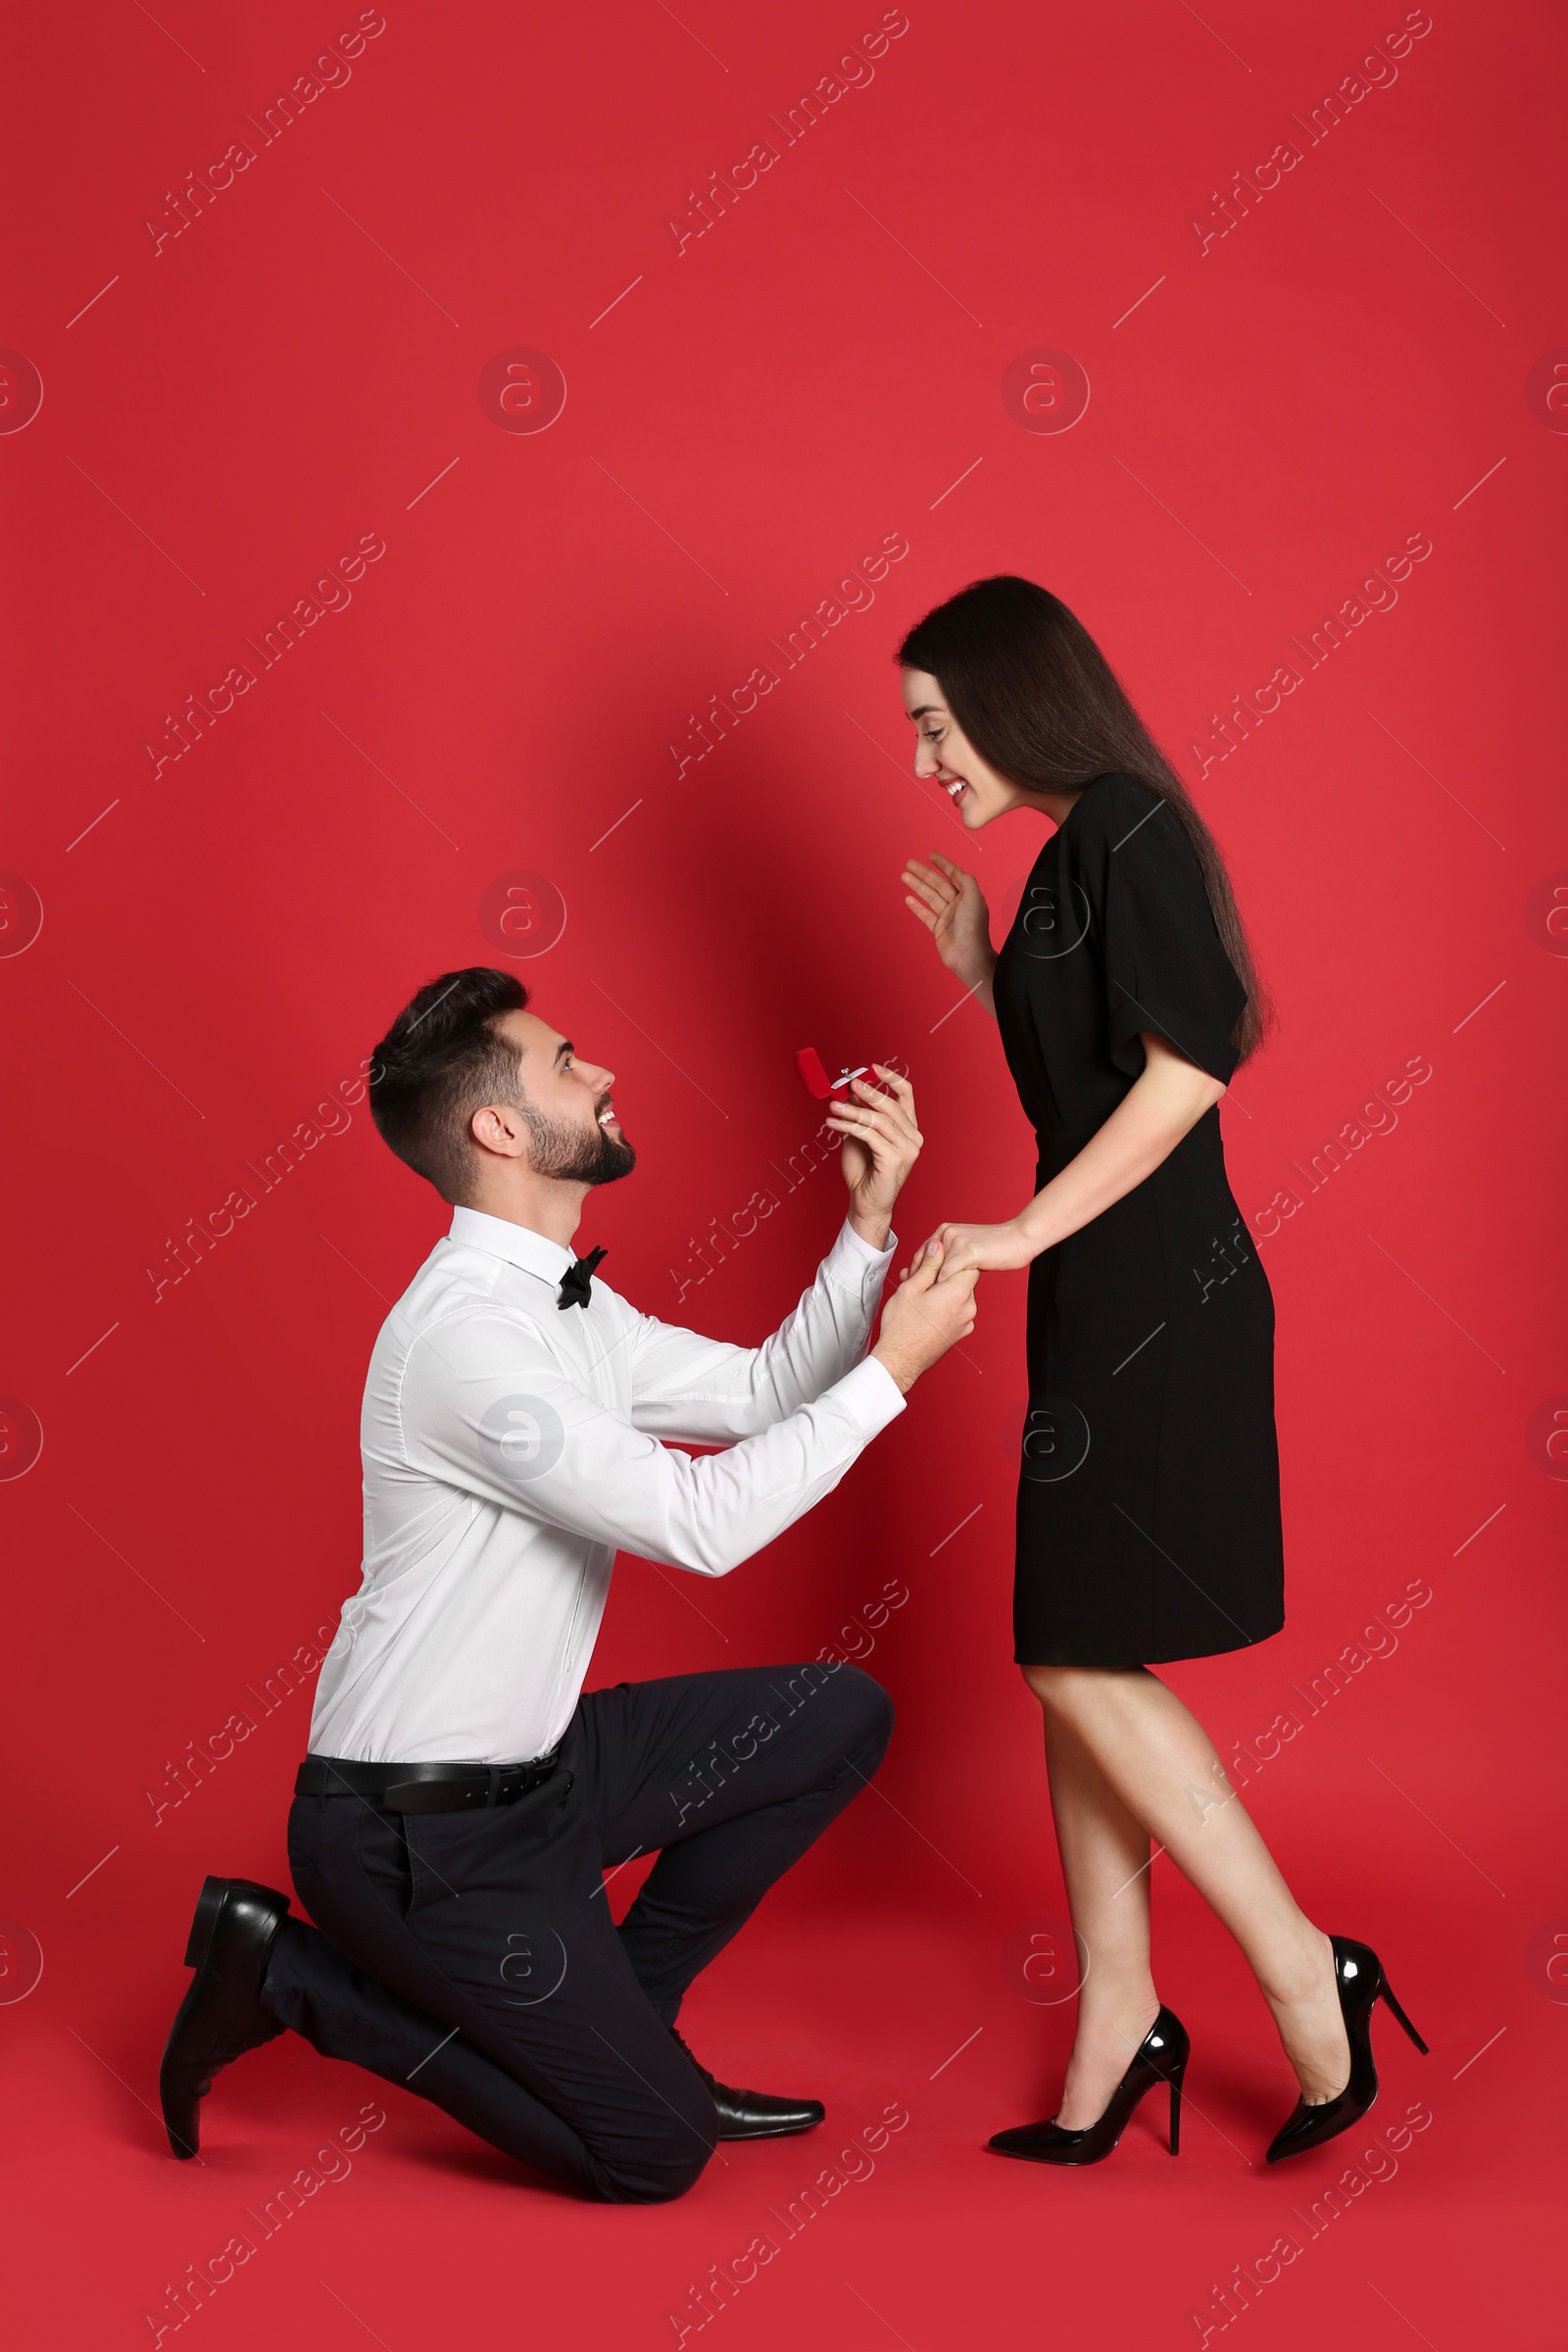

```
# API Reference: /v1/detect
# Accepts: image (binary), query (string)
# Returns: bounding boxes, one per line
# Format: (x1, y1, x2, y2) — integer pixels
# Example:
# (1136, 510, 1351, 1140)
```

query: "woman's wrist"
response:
(1012, 1199, 1056, 1259)
(955, 946, 997, 993)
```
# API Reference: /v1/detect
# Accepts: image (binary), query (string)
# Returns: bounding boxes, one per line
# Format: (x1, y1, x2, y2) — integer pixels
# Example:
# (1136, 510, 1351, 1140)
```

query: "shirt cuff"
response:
(828, 1350, 907, 1435)
(830, 1216, 898, 1276)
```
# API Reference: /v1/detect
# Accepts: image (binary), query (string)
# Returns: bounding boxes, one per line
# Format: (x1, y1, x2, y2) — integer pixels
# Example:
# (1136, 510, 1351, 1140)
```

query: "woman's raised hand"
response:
(901, 853, 995, 992)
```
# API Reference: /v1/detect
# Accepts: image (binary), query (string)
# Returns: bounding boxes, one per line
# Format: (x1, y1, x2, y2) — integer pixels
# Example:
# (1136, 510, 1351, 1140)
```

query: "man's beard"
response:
(518, 1096, 636, 1187)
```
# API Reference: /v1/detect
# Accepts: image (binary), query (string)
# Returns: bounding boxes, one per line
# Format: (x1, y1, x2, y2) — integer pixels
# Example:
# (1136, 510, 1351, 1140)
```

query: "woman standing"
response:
(892, 576, 1425, 2167)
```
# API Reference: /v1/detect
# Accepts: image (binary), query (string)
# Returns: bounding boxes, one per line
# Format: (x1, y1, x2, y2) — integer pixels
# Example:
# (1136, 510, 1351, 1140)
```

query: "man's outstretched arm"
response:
(396, 1250, 977, 1578)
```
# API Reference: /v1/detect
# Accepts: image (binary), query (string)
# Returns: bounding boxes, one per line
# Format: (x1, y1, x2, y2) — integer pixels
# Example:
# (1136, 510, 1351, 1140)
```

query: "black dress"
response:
(993, 772, 1284, 1667)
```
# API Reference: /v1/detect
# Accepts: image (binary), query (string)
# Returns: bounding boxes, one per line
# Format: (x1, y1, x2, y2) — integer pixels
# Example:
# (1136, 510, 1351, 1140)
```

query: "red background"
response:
(3, 1, 1564, 2345)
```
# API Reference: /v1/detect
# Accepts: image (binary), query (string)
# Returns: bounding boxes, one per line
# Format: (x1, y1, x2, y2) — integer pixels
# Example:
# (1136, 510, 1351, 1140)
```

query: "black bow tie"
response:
(558, 1245, 607, 1310)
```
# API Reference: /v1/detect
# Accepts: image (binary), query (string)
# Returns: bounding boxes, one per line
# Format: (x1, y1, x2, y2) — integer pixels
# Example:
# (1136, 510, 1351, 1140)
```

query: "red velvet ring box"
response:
(795, 1048, 879, 1104)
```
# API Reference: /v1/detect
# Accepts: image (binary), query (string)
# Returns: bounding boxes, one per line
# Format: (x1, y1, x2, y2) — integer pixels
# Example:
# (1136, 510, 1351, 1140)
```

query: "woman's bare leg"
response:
(1041, 1706, 1160, 2128)
(1026, 1664, 1350, 2106)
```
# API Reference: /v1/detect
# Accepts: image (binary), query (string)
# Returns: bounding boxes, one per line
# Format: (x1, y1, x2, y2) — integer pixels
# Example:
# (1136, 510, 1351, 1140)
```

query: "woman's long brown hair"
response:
(898, 575, 1272, 1062)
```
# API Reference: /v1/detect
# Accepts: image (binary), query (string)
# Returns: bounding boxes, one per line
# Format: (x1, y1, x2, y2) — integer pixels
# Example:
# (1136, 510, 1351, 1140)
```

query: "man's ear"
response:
(470, 1101, 527, 1161)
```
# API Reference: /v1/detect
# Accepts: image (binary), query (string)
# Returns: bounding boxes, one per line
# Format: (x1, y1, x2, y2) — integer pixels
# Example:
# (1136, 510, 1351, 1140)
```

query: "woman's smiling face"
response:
(901, 666, 1032, 829)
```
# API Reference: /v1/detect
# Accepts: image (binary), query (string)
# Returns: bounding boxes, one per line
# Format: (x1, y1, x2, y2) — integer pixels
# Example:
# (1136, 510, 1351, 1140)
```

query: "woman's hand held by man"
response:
(871, 1250, 979, 1395)
(916, 1218, 1039, 1280)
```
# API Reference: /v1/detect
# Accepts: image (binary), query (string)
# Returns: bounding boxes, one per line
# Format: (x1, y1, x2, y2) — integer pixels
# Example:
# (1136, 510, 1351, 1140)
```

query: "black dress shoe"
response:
(160, 1876, 291, 2158)
(1265, 1934, 1428, 2165)
(669, 2027, 824, 2140)
(988, 2006, 1190, 2167)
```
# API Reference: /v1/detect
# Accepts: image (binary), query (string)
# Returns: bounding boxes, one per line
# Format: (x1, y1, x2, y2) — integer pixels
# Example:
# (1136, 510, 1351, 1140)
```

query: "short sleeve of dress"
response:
(1093, 775, 1247, 1087)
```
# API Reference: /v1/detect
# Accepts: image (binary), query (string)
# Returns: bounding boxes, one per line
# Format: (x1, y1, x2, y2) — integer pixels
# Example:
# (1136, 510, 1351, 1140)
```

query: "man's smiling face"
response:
(484, 1010, 636, 1185)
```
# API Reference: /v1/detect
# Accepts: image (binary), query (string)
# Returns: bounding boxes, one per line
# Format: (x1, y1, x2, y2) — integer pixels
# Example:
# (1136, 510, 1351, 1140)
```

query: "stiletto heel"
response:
(989, 2006, 1190, 2168)
(1265, 1935, 1428, 2165)
(1378, 1975, 1429, 2054)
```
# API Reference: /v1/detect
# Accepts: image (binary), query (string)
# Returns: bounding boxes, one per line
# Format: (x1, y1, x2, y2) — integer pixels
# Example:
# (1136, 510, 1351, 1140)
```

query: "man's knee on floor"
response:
(597, 2153, 709, 2205)
(591, 2112, 718, 2205)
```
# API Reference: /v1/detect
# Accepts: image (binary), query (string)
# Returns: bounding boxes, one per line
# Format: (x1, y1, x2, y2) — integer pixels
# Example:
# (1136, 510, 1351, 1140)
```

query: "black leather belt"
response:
(295, 1751, 562, 1812)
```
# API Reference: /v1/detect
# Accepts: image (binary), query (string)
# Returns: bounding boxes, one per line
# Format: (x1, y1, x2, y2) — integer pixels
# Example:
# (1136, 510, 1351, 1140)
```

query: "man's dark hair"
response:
(368, 968, 530, 1203)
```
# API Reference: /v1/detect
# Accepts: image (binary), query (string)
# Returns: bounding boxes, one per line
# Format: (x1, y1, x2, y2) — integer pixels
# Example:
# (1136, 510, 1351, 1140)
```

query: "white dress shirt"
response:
(307, 1206, 906, 1764)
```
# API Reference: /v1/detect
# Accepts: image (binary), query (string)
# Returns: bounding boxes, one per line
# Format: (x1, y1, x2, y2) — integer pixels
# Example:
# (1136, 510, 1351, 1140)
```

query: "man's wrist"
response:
(870, 1337, 916, 1395)
(847, 1206, 894, 1252)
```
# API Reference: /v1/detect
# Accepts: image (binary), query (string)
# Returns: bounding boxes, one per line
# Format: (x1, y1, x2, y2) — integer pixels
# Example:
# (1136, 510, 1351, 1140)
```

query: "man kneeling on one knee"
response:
(160, 968, 977, 2203)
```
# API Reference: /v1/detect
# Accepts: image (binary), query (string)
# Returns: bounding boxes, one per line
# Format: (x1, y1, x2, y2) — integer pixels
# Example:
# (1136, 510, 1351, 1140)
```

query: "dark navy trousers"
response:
(261, 1661, 893, 2202)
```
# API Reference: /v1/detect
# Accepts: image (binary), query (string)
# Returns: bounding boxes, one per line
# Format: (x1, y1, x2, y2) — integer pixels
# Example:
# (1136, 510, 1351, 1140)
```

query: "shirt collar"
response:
(447, 1205, 578, 1288)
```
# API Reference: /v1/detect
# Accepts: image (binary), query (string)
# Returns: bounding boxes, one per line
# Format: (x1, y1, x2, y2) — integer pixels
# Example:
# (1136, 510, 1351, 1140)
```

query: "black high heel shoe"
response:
(988, 2006, 1189, 2167)
(1265, 1934, 1428, 2165)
